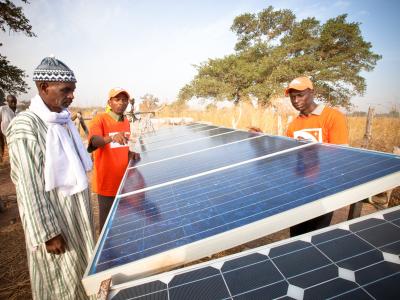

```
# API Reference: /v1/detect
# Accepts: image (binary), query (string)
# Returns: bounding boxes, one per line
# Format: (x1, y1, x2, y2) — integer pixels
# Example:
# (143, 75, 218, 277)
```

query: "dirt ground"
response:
(0, 148, 399, 299)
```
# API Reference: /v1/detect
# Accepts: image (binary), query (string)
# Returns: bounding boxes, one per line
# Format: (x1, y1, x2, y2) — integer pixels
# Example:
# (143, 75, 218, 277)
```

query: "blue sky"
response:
(2, 0, 399, 112)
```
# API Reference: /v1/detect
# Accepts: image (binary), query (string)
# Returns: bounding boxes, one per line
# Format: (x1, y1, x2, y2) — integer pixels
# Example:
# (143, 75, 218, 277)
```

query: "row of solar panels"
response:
(82, 123, 400, 298)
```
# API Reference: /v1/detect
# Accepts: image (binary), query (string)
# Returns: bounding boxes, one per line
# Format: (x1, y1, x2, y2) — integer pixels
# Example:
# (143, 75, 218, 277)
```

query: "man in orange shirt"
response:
(285, 76, 349, 236)
(88, 88, 140, 231)
(285, 76, 348, 144)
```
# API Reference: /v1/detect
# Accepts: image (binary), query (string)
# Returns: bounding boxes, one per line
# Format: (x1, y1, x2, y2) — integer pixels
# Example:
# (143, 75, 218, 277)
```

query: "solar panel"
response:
(135, 130, 258, 166)
(135, 127, 234, 153)
(108, 206, 400, 300)
(83, 139, 400, 294)
(136, 123, 208, 141)
(123, 135, 306, 193)
(137, 124, 218, 144)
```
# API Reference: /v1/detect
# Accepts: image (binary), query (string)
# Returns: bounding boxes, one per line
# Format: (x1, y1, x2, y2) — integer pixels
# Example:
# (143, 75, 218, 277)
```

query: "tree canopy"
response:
(178, 6, 381, 108)
(140, 93, 160, 111)
(0, 0, 35, 96)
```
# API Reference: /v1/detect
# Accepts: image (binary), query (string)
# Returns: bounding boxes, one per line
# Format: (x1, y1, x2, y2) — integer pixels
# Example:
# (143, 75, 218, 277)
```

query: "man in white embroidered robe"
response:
(6, 56, 95, 300)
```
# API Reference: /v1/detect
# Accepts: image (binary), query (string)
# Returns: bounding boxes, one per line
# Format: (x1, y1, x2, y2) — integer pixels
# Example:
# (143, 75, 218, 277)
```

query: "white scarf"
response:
(29, 95, 92, 196)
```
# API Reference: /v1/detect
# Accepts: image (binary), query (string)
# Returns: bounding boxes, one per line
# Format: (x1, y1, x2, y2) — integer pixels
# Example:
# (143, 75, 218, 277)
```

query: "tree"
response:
(140, 93, 160, 111)
(179, 6, 381, 108)
(0, 0, 35, 96)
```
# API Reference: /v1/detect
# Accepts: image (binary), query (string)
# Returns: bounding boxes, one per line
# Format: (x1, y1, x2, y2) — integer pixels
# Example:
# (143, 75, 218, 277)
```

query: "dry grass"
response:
(157, 103, 400, 153)
(348, 116, 400, 152)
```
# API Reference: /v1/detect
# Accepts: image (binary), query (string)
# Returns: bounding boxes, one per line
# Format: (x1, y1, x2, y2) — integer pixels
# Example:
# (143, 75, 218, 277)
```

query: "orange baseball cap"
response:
(284, 76, 314, 96)
(108, 87, 130, 100)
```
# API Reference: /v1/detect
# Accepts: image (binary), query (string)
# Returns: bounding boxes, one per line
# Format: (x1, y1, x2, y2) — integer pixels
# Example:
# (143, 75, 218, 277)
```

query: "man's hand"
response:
(112, 132, 129, 145)
(45, 234, 67, 255)
(129, 151, 141, 161)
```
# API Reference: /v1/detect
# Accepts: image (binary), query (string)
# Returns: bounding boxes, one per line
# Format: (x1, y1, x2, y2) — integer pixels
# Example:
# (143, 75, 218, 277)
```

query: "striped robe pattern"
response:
(7, 111, 95, 300)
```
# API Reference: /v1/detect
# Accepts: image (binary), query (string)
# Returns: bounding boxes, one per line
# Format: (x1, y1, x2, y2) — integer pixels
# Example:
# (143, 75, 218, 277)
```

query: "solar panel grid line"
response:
(82, 169, 399, 295)
(129, 133, 264, 169)
(109, 147, 389, 225)
(218, 268, 234, 299)
(108, 206, 400, 299)
(119, 142, 315, 198)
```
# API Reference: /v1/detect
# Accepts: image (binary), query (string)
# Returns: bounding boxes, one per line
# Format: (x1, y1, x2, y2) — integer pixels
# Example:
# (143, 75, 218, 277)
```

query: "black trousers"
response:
(0, 133, 5, 162)
(98, 194, 115, 232)
(290, 212, 334, 237)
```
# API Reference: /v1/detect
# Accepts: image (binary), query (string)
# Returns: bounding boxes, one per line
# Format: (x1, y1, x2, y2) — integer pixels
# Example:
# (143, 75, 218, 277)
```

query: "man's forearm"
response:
(87, 135, 113, 153)
(91, 135, 112, 148)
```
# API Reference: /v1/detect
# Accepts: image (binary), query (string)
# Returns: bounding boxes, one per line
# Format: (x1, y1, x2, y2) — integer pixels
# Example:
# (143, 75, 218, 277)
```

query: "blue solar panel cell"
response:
(315, 234, 374, 262)
(234, 281, 289, 300)
(223, 259, 284, 295)
(364, 272, 400, 299)
(273, 246, 331, 278)
(380, 241, 400, 256)
(112, 281, 166, 300)
(288, 264, 338, 289)
(337, 249, 383, 271)
(169, 274, 229, 300)
(304, 278, 360, 299)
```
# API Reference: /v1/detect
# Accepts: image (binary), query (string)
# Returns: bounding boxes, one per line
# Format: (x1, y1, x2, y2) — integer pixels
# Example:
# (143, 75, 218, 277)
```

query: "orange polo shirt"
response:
(286, 105, 348, 144)
(89, 112, 130, 196)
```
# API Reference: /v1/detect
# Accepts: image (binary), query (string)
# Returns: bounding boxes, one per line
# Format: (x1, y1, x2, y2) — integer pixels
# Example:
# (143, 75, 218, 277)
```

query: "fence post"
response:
(277, 115, 283, 136)
(362, 106, 375, 148)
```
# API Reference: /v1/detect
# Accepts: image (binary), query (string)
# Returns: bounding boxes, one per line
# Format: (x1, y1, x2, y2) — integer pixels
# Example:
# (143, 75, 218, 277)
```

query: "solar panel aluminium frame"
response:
(82, 143, 400, 295)
(107, 205, 400, 299)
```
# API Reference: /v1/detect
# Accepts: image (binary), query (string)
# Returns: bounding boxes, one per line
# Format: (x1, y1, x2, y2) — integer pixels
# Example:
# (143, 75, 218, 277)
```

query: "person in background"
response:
(6, 56, 95, 299)
(88, 88, 140, 231)
(0, 95, 18, 162)
(285, 76, 349, 236)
